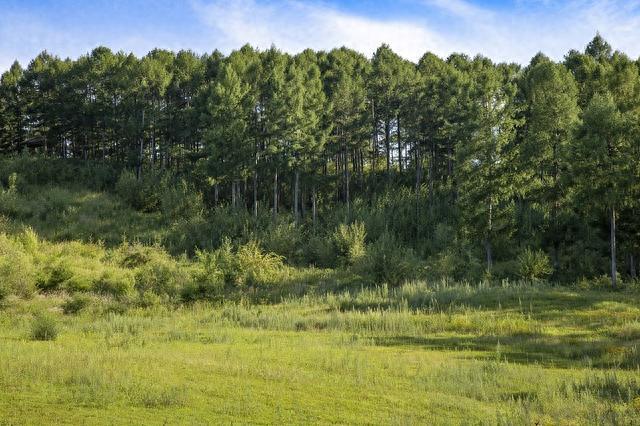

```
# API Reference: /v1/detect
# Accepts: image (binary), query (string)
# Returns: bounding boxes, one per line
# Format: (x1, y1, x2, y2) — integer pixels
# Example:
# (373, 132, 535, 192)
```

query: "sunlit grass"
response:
(1, 283, 639, 424)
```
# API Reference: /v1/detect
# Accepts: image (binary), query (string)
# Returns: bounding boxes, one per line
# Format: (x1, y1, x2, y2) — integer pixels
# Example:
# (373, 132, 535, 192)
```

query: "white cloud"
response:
(2, 0, 640, 75)
(191, 0, 448, 61)
(192, 0, 640, 65)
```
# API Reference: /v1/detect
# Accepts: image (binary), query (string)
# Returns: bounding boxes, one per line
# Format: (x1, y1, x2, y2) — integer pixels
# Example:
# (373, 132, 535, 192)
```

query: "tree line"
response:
(1, 35, 639, 285)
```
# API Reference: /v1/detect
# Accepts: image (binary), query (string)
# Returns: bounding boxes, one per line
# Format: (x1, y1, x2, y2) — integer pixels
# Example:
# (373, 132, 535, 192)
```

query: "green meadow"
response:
(2, 273, 640, 424)
(0, 182, 639, 424)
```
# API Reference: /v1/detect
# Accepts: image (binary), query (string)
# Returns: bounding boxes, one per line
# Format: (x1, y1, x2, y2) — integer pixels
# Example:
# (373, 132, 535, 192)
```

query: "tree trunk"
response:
(273, 168, 278, 221)
(485, 239, 493, 273)
(486, 201, 493, 272)
(312, 185, 317, 227)
(137, 110, 145, 179)
(294, 169, 300, 224)
(397, 115, 403, 173)
(253, 169, 258, 219)
(385, 120, 391, 179)
(414, 143, 422, 240)
(629, 253, 636, 280)
(214, 184, 219, 206)
(610, 206, 617, 288)
(231, 181, 237, 209)
(343, 145, 350, 217)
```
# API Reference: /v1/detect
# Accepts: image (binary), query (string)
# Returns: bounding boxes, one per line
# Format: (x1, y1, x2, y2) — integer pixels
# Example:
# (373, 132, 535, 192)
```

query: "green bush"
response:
(332, 222, 366, 266)
(94, 269, 135, 297)
(181, 250, 225, 302)
(0, 234, 36, 298)
(193, 240, 284, 290)
(160, 179, 204, 221)
(18, 227, 39, 255)
(6, 172, 18, 194)
(236, 241, 285, 287)
(62, 294, 92, 315)
(115, 170, 162, 212)
(0, 282, 8, 302)
(134, 251, 191, 297)
(303, 234, 336, 267)
(517, 248, 552, 281)
(358, 232, 420, 287)
(31, 312, 58, 341)
(64, 272, 95, 292)
(37, 259, 74, 291)
(212, 239, 241, 286)
(260, 222, 304, 264)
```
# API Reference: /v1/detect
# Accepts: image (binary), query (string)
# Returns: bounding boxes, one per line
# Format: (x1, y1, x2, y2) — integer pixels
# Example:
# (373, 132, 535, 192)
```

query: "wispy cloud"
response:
(2, 0, 640, 74)
(191, 0, 640, 64)
(192, 0, 446, 61)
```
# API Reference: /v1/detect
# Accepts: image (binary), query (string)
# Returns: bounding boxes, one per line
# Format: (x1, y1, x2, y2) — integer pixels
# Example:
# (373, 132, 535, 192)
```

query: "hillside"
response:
(0, 161, 639, 424)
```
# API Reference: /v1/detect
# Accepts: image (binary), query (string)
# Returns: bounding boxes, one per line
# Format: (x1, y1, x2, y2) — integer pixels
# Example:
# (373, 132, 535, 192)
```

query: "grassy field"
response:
(1, 184, 640, 424)
(1, 282, 640, 425)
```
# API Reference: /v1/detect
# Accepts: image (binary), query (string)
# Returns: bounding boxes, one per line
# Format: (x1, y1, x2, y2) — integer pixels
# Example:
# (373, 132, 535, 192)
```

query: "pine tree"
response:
(456, 57, 520, 271)
(520, 59, 580, 270)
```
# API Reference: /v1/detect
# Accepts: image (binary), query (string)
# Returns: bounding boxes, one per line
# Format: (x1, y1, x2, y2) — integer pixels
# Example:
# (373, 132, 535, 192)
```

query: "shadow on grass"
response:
(374, 333, 640, 370)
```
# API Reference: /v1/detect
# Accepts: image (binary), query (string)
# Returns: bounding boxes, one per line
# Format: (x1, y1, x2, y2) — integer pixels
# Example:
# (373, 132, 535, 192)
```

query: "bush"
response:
(18, 227, 39, 255)
(115, 170, 162, 212)
(193, 240, 284, 290)
(260, 222, 304, 264)
(0, 282, 8, 303)
(332, 222, 366, 266)
(358, 232, 420, 287)
(93, 269, 135, 297)
(0, 234, 36, 298)
(115, 242, 155, 268)
(62, 294, 92, 315)
(134, 251, 191, 297)
(31, 312, 58, 341)
(517, 248, 552, 281)
(64, 272, 95, 292)
(160, 179, 204, 221)
(181, 250, 225, 302)
(235, 241, 285, 287)
(37, 259, 74, 291)
(6, 172, 18, 194)
(303, 234, 336, 267)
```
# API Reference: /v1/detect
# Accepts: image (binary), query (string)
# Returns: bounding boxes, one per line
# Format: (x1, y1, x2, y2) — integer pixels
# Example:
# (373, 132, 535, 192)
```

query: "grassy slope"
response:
(0, 185, 639, 424)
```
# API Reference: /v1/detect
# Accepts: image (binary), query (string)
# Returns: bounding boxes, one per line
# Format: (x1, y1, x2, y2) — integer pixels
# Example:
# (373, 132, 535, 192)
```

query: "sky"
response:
(1, 0, 640, 73)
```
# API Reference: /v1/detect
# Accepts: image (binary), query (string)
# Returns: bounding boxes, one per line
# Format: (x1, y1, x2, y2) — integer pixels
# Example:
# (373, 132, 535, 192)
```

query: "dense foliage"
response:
(1, 34, 639, 285)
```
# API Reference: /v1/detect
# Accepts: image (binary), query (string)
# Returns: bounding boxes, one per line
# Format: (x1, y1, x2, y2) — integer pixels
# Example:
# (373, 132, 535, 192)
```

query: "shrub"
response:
(94, 269, 135, 297)
(194, 240, 284, 289)
(31, 312, 58, 341)
(134, 252, 191, 297)
(303, 234, 336, 267)
(332, 221, 366, 266)
(37, 259, 74, 291)
(6, 172, 18, 194)
(0, 282, 8, 303)
(517, 248, 552, 281)
(359, 232, 420, 287)
(115, 242, 155, 268)
(213, 239, 242, 286)
(18, 227, 39, 255)
(160, 179, 204, 221)
(260, 222, 304, 264)
(62, 294, 92, 315)
(181, 250, 225, 302)
(115, 170, 161, 212)
(64, 272, 95, 292)
(0, 234, 36, 298)
(235, 240, 284, 287)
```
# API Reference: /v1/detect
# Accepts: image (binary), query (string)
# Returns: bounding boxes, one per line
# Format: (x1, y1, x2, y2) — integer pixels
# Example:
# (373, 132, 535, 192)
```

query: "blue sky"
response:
(2, 0, 640, 72)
